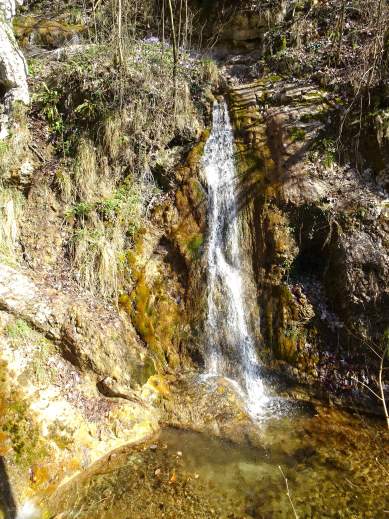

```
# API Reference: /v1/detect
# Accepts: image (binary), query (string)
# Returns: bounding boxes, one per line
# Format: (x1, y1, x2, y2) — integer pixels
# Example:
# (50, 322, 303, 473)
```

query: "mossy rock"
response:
(120, 273, 182, 371)
(0, 360, 49, 469)
(13, 15, 85, 49)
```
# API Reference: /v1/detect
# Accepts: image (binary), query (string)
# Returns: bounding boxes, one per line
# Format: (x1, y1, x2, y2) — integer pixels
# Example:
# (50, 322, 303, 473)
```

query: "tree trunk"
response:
(167, 0, 178, 81)
(117, 0, 124, 65)
(336, 0, 346, 65)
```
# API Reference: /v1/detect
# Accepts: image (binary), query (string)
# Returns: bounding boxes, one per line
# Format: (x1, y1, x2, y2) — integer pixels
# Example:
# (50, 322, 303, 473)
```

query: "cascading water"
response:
(203, 100, 267, 417)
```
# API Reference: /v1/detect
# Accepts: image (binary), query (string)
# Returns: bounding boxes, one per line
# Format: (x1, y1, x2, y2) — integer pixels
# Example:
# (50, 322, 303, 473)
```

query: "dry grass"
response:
(55, 168, 73, 203)
(70, 223, 120, 299)
(102, 111, 123, 162)
(31, 21, 209, 300)
(0, 106, 30, 182)
(68, 176, 154, 299)
(45, 40, 204, 299)
(0, 188, 24, 262)
(73, 137, 98, 201)
(200, 58, 219, 86)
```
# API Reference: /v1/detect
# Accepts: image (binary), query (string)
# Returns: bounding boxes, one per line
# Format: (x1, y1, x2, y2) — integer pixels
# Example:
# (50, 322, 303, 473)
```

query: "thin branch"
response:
(278, 466, 299, 519)
(351, 376, 382, 401)
(116, 0, 124, 65)
(378, 344, 389, 429)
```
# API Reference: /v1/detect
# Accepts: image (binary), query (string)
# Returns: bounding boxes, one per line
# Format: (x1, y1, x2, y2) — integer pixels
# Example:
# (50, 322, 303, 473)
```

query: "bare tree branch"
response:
(279, 466, 299, 519)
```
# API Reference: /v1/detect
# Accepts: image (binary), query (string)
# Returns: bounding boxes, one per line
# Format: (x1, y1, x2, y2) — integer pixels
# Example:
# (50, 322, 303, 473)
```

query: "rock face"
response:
(0, 263, 152, 385)
(0, 262, 159, 503)
(0, 0, 29, 138)
(2, 0, 23, 20)
(192, 0, 287, 53)
(226, 77, 389, 408)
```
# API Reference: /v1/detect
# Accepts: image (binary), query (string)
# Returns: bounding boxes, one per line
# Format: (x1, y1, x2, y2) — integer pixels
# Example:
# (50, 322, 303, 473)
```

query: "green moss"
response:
(187, 233, 204, 260)
(5, 319, 32, 340)
(1, 400, 48, 465)
(300, 106, 330, 123)
(0, 360, 49, 468)
(120, 267, 183, 371)
(266, 73, 283, 83)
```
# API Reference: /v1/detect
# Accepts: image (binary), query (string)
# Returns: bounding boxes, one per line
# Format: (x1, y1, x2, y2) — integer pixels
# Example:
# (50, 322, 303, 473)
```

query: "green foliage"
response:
(28, 58, 44, 77)
(289, 127, 306, 142)
(74, 99, 99, 122)
(310, 137, 337, 168)
(67, 201, 93, 219)
(34, 82, 64, 134)
(187, 234, 204, 260)
(321, 137, 337, 168)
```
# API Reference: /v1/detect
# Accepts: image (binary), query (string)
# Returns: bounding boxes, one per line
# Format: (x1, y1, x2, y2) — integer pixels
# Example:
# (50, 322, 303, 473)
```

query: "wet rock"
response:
(0, 310, 159, 504)
(157, 374, 265, 448)
(45, 402, 389, 519)
(227, 76, 389, 409)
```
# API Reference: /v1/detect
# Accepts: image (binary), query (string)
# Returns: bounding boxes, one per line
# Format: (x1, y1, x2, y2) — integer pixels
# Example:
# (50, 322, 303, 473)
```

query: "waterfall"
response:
(203, 100, 267, 417)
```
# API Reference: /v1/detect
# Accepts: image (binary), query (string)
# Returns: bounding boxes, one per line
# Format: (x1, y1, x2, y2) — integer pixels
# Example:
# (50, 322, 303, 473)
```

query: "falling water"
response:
(203, 100, 267, 416)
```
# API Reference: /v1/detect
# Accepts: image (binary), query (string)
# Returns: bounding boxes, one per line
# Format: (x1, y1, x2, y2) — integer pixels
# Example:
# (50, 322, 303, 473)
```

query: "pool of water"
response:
(47, 402, 388, 519)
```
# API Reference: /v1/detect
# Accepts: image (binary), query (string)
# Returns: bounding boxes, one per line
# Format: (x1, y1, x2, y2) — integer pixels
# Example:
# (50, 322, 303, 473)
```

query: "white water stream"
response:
(203, 100, 267, 416)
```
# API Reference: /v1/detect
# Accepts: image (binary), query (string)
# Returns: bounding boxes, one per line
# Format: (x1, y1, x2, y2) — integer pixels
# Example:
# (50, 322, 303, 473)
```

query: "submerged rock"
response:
(45, 404, 389, 519)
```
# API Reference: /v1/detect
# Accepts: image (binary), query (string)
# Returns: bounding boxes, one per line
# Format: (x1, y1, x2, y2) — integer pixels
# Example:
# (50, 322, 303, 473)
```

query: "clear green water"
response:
(48, 402, 388, 519)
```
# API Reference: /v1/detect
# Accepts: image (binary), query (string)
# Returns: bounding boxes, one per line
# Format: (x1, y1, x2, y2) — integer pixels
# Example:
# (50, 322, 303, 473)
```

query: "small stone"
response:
(154, 468, 161, 476)
(176, 451, 182, 456)
(149, 444, 158, 450)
